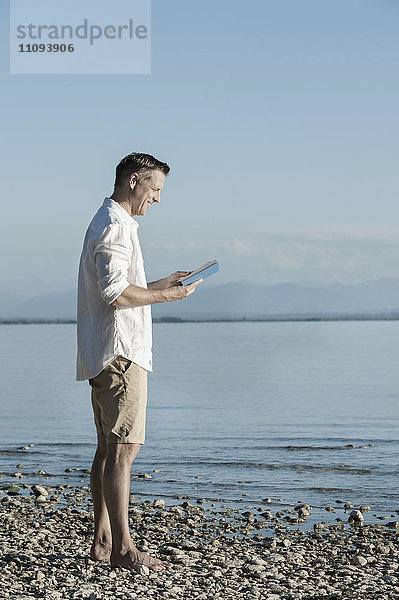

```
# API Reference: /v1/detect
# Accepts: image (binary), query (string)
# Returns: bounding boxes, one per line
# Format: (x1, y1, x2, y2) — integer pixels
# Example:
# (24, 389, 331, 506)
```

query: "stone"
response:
(31, 485, 49, 497)
(35, 495, 47, 504)
(136, 564, 150, 576)
(153, 499, 166, 508)
(348, 510, 364, 524)
(385, 521, 399, 529)
(352, 555, 368, 567)
(297, 507, 311, 518)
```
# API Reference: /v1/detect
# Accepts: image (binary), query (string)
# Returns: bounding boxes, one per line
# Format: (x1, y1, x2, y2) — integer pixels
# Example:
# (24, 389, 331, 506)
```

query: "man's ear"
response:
(129, 173, 138, 189)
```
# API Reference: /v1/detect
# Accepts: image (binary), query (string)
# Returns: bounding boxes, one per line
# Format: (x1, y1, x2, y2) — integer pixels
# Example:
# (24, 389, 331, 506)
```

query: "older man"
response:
(76, 153, 201, 572)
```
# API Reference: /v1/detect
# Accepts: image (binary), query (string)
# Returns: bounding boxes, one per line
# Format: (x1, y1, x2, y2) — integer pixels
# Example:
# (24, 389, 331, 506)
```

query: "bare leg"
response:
(90, 431, 112, 560)
(103, 443, 172, 571)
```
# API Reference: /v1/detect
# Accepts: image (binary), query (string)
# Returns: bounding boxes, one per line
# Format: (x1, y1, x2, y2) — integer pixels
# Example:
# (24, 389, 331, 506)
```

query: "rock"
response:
(297, 507, 311, 519)
(348, 510, 364, 524)
(153, 499, 166, 508)
(135, 564, 150, 576)
(262, 498, 272, 503)
(359, 505, 371, 512)
(6, 484, 20, 495)
(376, 544, 391, 554)
(352, 555, 368, 567)
(37, 470, 46, 475)
(263, 537, 278, 549)
(36, 570, 46, 581)
(35, 495, 47, 504)
(385, 521, 399, 529)
(31, 485, 49, 497)
(169, 506, 183, 515)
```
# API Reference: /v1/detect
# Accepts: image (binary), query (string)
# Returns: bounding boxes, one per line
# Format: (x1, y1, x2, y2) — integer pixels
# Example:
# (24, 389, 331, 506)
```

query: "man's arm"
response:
(111, 279, 201, 308)
(148, 270, 190, 290)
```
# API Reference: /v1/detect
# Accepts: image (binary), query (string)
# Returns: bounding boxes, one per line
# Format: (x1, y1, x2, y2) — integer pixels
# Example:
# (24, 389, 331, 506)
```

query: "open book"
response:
(180, 260, 219, 286)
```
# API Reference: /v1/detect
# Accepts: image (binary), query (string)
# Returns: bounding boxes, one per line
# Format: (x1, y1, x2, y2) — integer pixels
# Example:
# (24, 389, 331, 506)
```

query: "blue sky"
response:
(1, 0, 399, 294)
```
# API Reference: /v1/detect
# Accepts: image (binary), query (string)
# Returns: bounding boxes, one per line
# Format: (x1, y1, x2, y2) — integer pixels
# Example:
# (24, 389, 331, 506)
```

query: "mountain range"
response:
(3, 278, 399, 320)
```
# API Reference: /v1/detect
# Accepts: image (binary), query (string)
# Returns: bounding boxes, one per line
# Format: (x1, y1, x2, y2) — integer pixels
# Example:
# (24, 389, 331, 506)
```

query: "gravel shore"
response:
(1, 484, 399, 600)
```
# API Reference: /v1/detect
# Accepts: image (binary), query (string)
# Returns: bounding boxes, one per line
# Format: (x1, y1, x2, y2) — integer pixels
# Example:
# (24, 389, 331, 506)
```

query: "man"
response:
(76, 153, 201, 572)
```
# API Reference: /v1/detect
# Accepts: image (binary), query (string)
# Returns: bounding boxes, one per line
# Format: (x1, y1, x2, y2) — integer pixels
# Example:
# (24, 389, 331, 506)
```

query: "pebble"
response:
(31, 485, 49, 497)
(349, 510, 364, 524)
(6, 484, 20, 495)
(153, 499, 166, 508)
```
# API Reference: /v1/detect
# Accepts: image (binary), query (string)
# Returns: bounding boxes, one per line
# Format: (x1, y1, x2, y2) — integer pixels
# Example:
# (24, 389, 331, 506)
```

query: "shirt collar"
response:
(103, 197, 139, 229)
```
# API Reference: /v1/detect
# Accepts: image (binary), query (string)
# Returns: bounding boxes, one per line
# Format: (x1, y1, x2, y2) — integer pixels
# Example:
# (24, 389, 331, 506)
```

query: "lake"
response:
(1, 321, 398, 525)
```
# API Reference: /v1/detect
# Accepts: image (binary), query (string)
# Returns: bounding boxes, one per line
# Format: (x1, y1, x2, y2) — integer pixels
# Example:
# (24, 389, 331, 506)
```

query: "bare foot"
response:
(111, 545, 173, 572)
(90, 540, 112, 562)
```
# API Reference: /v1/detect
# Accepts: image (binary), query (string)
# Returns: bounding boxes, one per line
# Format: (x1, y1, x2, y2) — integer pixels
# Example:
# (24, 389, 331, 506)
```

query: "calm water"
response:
(1, 321, 398, 522)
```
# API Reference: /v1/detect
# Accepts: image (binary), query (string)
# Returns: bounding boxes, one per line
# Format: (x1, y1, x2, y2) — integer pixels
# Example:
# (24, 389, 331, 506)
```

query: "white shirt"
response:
(76, 198, 152, 381)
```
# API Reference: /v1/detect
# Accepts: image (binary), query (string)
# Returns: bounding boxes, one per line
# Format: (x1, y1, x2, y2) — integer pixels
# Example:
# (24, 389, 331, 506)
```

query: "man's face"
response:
(130, 169, 166, 216)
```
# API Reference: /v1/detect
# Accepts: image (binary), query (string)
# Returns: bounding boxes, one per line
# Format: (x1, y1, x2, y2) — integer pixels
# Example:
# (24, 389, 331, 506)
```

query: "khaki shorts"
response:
(89, 356, 148, 444)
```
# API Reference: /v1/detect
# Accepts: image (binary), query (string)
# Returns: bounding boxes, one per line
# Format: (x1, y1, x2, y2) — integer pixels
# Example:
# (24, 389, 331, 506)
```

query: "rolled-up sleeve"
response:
(93, 223, 132, 305)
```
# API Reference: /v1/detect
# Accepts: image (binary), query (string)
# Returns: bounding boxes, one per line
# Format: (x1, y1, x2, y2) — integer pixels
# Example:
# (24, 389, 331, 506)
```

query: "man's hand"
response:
(162, 279, 202, 301)
(148, 271, 191, 290)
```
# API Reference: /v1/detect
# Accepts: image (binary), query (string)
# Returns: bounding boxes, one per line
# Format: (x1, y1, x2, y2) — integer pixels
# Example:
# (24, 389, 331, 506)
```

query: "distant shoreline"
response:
(2, 314, 399, 325)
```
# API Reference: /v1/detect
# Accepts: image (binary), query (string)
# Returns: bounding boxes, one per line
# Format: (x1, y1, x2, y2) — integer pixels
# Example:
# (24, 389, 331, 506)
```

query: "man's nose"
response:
(153, 192, 160, 203)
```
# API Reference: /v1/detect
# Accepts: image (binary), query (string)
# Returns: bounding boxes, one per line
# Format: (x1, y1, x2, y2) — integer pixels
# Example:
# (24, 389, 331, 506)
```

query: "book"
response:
(180, 260, 219, 286)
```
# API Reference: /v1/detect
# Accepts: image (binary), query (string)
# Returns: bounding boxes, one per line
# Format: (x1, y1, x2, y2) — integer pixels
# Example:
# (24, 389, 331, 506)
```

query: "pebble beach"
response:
(1, 481, 399, 600)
